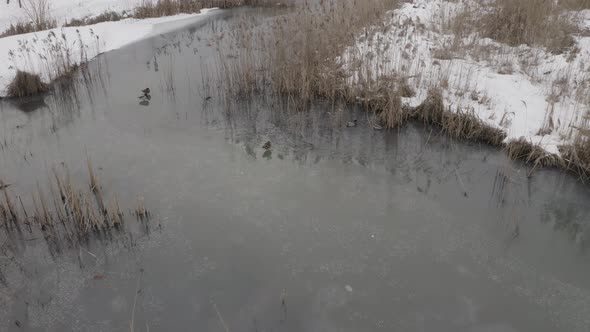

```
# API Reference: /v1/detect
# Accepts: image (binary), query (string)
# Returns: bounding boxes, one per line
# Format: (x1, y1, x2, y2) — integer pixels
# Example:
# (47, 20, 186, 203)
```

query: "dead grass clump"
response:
(432, 48, 454, 60)
(505, 138, 565, 174)
(65, 11, 124, 27)
(562, 127, 590, 179)
(359, 76, 413, 128)
(412, 88, 445, 125)
(6, 70, 49, 98)
(134, 196, 150, 221)
(0, 22, 38, 38)
(0, 163, 151, 252)
(399, 79, 416, 98)
(479, 0, 577, 53)
(442, 110, 506, 145)
(376, 90, 405, 128)
(412, 88, 505, 145)
(134, 0, 204, 19)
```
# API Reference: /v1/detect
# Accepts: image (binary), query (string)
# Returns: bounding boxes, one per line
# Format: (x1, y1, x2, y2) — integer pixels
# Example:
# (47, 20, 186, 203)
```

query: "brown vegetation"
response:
(65, 11, 124, 27)
(6, 70, 49, 98)
(218, 0, 590, 179)
(0, 161, 150, 254)
(133, 0, 275, 19)
(0, 22, 38, 37)
(411, 88, 506, 145)
(505, 138, 565, 174)
(562, 119, 590, 178)
(445, 0, 590, 54)
(134, 0, 204, 18)
(218, 0, 399, 106)
(479, 0, 577, 53)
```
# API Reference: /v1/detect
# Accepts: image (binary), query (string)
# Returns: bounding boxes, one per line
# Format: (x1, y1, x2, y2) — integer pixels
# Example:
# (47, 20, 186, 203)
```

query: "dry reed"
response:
(65, 11, 124, 27)
(0, 163, 150, 253)
(411, 88, 506, 145)
(218, 0, 399, 107)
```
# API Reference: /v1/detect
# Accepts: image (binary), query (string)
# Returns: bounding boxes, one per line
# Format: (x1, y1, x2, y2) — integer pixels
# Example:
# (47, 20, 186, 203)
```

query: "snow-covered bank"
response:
(0, 8, 218, 97)
(0, 0, 143, 33)
(342, 0, 590, 157)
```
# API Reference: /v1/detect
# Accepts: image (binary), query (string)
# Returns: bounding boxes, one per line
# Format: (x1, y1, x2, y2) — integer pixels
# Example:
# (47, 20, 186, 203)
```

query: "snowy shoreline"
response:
(342, 0, 590, 160)
(0, 8, 219, 97)
(0, 0, 144, 33)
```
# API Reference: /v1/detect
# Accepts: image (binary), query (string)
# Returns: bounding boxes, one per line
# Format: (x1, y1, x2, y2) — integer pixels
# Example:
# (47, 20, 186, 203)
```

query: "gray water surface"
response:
(1, 8, 590, 332)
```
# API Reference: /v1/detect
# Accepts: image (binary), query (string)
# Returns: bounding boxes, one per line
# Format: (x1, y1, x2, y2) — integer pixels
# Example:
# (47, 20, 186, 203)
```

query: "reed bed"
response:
(218, 0, 509, 141)
(0, 160, 151, 255)
(443, 0, 590, 54)
(0, 21, 46, 38)
(217, 0, 399, 107)
(410, 88, 506, 146)
(479, 0, 578, 53)
(216, 0, 590, 180)
(5, 26, 102, 98)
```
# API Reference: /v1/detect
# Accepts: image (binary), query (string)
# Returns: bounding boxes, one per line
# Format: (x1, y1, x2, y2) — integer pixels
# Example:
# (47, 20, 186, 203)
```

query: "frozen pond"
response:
(1, 8, 590, 332)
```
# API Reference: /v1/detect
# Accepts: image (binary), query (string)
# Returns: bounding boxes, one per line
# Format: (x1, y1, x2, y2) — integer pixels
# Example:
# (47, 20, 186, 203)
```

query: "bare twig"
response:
(213, 302, 230, 332)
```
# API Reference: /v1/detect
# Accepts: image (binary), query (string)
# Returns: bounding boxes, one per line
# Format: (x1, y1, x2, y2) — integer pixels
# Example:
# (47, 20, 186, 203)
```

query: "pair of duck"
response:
(139, 88, 151, 101)
(346, 119, 383, 130)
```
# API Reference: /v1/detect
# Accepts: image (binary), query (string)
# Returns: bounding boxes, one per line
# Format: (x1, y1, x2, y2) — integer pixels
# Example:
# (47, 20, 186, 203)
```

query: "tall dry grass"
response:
(480, 0, 578, 53)
(0, 161, 150, 254)
(446, 0, 590, 53)
(564, 111, 590, 178)
(219, 0, 399, 108)
(411, 88, 506, 145)
(0, 22, 38, 37)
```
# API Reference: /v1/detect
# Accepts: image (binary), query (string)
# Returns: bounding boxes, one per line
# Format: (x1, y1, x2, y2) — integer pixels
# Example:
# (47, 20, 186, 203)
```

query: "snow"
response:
(342, 0, 590, 156)
(0, 8, 219, 97)
(0, 0, 143, 33)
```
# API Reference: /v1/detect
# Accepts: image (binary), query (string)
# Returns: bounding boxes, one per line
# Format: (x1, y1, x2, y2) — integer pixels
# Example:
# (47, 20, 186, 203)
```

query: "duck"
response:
(373, 124, 383, 130)
(346, 119, 357, 127)
(512, 224, 520, 239)
(262, 141, 271, 150)
(139, 88, 151, 99)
